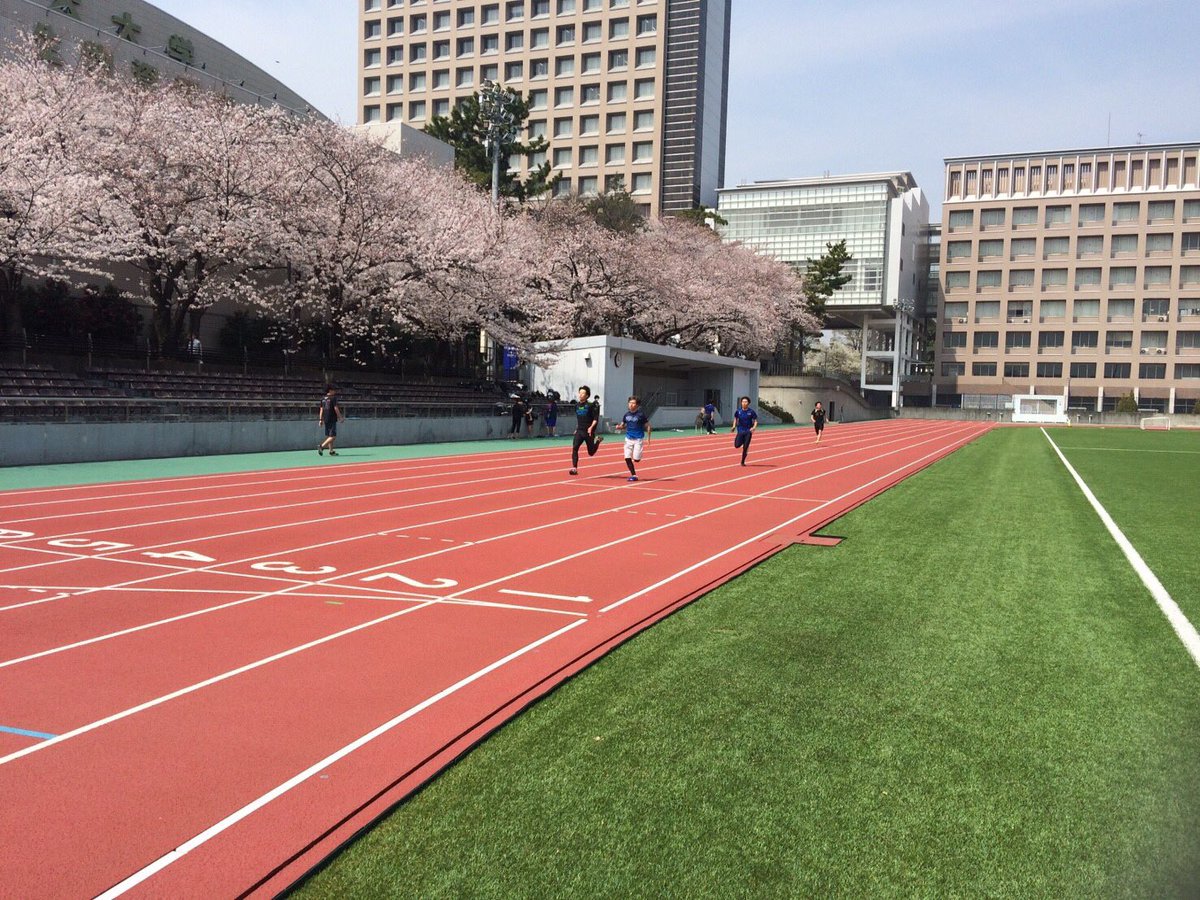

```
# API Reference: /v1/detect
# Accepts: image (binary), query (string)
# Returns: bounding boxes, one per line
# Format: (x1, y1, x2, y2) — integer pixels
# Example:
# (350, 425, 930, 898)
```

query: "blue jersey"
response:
(703, 403, 715, 418)
(621, 410, 649, 439)
(733, 407, 757, 433)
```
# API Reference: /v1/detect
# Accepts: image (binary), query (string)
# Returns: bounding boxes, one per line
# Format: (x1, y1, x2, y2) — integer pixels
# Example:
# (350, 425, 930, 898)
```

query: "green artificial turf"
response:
(291, 427, 1200, 899)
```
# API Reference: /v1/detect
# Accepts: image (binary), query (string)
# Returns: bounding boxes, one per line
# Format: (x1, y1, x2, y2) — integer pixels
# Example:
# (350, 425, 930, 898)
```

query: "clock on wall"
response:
(612, 351, 623, 367)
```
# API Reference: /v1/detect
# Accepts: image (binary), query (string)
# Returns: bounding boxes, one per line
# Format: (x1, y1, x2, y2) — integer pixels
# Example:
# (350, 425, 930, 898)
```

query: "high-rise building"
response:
(717, 173, 931, 407)
(935, 144, 1200, 414)
(357, 0, 731, 217)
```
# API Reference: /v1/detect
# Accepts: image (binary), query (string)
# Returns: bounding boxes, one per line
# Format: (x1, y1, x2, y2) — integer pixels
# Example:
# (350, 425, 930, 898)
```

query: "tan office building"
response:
(357, 0, 731, 217)
(934, 143, 1200, 414)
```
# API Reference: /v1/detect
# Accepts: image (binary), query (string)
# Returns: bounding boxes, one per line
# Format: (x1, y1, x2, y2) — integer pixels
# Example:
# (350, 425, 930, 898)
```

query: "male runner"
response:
(730, 395, 758, 466)
(568, 385, 603, 475)
(811, 401, 827, 444)
(614, 396, 651, 482)
(317, 385, 345, 456)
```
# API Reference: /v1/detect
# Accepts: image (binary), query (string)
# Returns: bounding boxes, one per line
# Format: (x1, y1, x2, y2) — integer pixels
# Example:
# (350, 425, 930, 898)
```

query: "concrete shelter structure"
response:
(527, 335, 758, 428)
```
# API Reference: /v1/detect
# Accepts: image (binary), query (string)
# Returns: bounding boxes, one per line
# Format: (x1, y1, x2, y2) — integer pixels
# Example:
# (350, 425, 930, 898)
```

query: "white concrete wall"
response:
(0, 415, 509, 467)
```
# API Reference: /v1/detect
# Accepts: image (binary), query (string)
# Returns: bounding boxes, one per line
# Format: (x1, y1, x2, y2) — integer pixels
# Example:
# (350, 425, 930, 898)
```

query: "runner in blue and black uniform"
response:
(730, 395, 758, 466)
(568, 385, 604, 475)
(615, 395, 651, 482)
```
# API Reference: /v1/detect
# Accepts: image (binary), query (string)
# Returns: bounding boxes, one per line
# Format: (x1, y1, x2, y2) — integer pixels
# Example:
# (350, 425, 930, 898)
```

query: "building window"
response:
(1009, 269, 1034, 289)
(579, 114, 599, 135)
(532, 0, 550, 14)
(973, 331, 998, 349)
(527, 119, 547, 138)
(432, 69, 450, 89)
(554, 177, 572, 198)
(1148, 200, 1175, 223)
(977, 239, 1003, 259)
(555, 55, 574, 76)
(1076, 235, 1103, 258)
(1105, 330, 1133, 351)
(609, 49, 629, 71)
(385, 102, 402, 122)
(1177, 364, 1200, 379)
(606, 112, 626, 133)
(633, 109, 653, 131)
(1005, 331, 1031, 349)
(1113, 202, 1139, 223)
(632, 172, 651, 193)
(557, 0, 576, 12)
(528, 89, 548, 110)
(408, 100, 426, 119)
(557, 25, 575, 45)
(553, 117, 573, 138)
(506, 31, 525, 51)
(1069, 362, 1096, 378)
(1144, 266, 1171, 287)
(634, 77, 654, 99)
(605, 144, 625, 164)
(578, 145, 598, 165)
(581, 52, 601, 73)
(1036, 362, 1062, 378)
(578, 175, 598, 195)
(945, 240, 971, 260)
(1071, 331, 1098, 350)
(505, 61, 523, 80)
(941, 362, 965, 376)
(481, 4, 501, 23)
(363, 104, 381, 122)
(1074, 268, 1101, 289)
(553, 147, 572, 168)
(1003, 362, 1029, 378)
(972, 362, 997, 376)
(530, 58, 549, 77)
(945, 272, 969, 290)
(1038, 331, 1065, 350)
(1078, 203, 1104, 225)
(943, 332, 967, 349)
(530, 28, 550, 48)
(635, 46, 655, 67)
(365, 19, 383, 39)
(1138, 363, 1167, 379)
(636, 13, 657, 34)
(1146, 233, 1174, 255)
(580, 83, 600, 103)
(364, 48, 382, 67)
(387, 74, 403, 93)
(1012, 206, 1037, 227)
(506, 1, 525, 21)
(554, 86, 574, 106)
(409, 72, 426, 91)
(456, 67, 474, 88)
(632, 140, 652, 162)
(607, 82, 627, 102)
(980, 208, 1005, 229)
(1104, 362, 1131, 378)
(1045, 205, 1070, 226)
(583, 21, 602, 42)
(363, 76, 381, 96)
(609, 18, 629, 38)
(947, 210, 973, 232)
(977, 270, 1002, 290)
(1010, 238, 1035, 258)
(1041, 269, 1067, 289)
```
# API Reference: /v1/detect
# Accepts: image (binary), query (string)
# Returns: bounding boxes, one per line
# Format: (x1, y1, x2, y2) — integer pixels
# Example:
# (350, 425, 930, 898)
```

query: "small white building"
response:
(527, 335, 760, 428)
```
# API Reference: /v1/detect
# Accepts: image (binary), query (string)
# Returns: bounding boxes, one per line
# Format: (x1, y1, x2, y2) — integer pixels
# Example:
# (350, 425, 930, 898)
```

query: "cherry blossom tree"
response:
(78, 76, 297, 353)
(0, 36, 108, 346)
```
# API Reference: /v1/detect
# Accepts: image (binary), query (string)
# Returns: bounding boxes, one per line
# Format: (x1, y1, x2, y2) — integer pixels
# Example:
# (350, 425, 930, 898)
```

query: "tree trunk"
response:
(0, 266, 25, 350)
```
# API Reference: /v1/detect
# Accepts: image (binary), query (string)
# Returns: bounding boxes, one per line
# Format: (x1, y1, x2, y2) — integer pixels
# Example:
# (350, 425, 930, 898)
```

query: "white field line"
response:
(92, 618, 588, 900)
(1041, 428, 1200, 668)
(0, 421, 933, 587)
(1041, 447, 1200, 454)
(0, 422, 964, 669)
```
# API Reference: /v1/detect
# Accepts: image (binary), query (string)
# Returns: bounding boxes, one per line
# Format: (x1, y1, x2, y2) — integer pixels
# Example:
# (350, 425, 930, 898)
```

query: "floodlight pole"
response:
(479, 80, 518, 211)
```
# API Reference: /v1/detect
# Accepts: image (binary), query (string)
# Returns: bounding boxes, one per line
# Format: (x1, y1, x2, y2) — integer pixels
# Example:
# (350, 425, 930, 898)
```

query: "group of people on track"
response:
(315, 383, 827, 474)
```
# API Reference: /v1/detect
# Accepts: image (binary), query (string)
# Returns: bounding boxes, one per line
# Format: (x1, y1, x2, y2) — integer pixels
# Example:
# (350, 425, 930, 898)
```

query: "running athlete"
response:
(811, 401, 827, 444)
(568, 385, 604, 475)
(730, 395, 758, 466)
(614, 395, 651, 482)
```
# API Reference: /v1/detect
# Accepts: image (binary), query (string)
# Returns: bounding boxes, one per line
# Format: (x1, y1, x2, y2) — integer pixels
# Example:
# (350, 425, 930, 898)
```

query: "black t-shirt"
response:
(575, 400, 598, 432)
(320, 395, 340, 424)
(812, 408, 826, 426)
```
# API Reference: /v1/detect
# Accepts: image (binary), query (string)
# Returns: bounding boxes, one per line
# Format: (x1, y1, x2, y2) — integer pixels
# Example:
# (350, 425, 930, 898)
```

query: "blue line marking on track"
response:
(0, 724, 58, 740)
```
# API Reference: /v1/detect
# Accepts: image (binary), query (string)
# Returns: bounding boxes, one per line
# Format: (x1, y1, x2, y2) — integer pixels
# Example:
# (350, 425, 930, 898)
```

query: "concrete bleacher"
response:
(0, 362, 508, 422)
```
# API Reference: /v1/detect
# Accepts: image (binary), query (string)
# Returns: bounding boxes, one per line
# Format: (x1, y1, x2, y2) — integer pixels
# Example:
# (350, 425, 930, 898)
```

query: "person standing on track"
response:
(730, 395, 758, 466)
(701, 400, 716, 434)
(811, 401, 827, 444)
(317, 385, 345, 456)
(568, 385, 603, 475)
(543, 395, 559, 437)
(615, 395, 651, 482)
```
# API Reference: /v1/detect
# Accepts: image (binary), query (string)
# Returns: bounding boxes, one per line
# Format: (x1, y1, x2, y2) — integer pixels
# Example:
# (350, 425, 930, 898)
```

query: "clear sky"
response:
(153, 0, 1200, 219)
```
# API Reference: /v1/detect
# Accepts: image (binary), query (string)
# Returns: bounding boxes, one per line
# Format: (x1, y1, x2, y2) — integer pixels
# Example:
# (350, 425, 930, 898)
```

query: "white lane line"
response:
(602, 423, 989, 613)
(1041, 428, 1200, 668)
(499, 589, 593, 604)
(0, 601, 439, 768)
(93, 618, 587, 899)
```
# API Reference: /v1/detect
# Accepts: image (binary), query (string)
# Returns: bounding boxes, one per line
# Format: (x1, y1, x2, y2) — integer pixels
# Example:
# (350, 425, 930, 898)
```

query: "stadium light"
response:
(478, 80, 520, 210)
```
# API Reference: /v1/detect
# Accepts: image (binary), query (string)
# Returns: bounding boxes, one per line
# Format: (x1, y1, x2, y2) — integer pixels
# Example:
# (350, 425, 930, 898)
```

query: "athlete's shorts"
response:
(813, 421, 824, 433)
(733, 431, 752, 449)
(323, 422, 338, 438)
(623, 437, 644, 461)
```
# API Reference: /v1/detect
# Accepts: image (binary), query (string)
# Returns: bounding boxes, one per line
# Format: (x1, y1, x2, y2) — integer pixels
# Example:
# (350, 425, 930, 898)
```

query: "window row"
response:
(366, 43, 657, 70)
(946, 155, 1200, 199)
(365, 16, 658, 53)
(550, 173, 651, 197)
(946, 199, 1200, 232)
(365, 98, 656, 129)
(941, 361, 1197, 380)
(368, 12, 657, 37)
(944, 233, 1200, 261)
(368, 71, 655, 100)
(945, 265, 1200, 292)
(366, 0, 658, 17)
(943, 298, 1200, 323)
(942, 329, 1200, 353)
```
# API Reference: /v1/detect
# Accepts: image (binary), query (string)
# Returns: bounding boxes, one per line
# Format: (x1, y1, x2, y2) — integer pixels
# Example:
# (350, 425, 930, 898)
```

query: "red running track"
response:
(0, 419, 988, 898)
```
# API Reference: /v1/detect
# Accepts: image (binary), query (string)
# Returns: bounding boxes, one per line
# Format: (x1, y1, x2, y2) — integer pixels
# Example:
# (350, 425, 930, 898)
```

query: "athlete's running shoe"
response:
(317, 446, 323, 455)
(627, 476, 638, 482)
(568, 468, 578, 475)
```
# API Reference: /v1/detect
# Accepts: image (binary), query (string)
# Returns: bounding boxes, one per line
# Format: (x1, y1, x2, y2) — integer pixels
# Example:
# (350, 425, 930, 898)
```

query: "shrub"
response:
(1114, 393, 1138, 414)
(759, 399, 795, 424)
